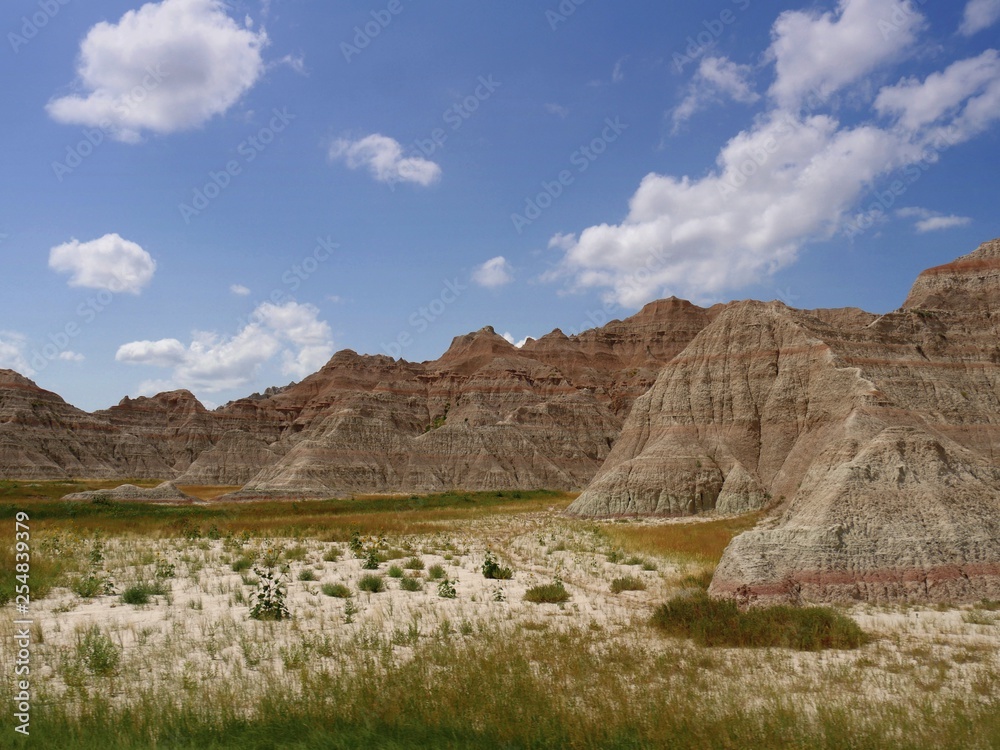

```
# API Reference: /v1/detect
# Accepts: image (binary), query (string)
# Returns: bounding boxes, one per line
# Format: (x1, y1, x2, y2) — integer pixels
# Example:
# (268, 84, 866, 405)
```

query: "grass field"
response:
(1, 481, 998, 749)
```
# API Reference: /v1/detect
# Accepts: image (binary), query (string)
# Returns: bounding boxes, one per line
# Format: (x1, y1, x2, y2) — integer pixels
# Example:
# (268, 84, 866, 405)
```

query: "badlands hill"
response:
(568, 239, 1000, 604)
(0, 297, 715, 491)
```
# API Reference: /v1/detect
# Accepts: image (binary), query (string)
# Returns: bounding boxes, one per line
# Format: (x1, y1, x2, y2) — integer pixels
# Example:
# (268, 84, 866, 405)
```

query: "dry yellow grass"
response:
(600, 513, 763, 564)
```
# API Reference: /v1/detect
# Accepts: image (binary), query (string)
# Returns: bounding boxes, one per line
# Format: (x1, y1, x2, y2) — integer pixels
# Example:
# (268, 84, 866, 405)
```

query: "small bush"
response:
(76, 626, 120, 676)
(482, 552, 513, 580)
(285, 545, 308, 562)
(611, 576, 646, 593)
(72, 573, 106, 599)
(437, 579, 457, 599)
(525, 580, 570, 604)
(403, 557, 425, 571)
(427, 564, 446, 581)
(322, 547, 340, 563)
(321, 583, 352, 598)
(624, 555, 646, 567)
(387, 564, 404, 579)
(399, 576, 422, 592)
(651, 591, 869, 650)
(121, 584, 156, 606)
(231, 556, 254, 573)
(249, 568, 290, 621)
(297, 569, 317, 582)
(362, 549, 381, 570)
(358, 574, 385, 593)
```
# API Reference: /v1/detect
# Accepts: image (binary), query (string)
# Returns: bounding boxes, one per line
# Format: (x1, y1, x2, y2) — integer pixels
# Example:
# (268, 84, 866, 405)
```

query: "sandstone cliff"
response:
(569, 239, 1000, 605)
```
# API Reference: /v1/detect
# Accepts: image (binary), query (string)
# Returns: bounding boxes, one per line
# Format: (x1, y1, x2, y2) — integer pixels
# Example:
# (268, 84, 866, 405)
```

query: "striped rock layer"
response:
(568, 239, 1000, 605)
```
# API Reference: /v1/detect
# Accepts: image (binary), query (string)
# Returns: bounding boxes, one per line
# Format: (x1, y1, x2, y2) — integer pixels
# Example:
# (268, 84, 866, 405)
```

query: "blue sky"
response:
(2, 0, 999, 410)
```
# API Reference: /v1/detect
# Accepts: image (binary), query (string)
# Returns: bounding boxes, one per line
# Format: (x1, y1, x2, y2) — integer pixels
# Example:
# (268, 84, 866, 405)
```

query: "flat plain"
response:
(1, 481, 998, 749)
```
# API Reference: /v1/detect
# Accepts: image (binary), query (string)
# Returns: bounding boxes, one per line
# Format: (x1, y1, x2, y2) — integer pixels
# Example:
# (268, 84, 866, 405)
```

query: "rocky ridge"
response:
(568, 239, 1000, 605)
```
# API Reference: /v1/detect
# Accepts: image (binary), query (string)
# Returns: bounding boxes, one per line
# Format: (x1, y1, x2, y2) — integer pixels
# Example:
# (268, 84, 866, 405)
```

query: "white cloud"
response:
(49, 234, 156, 294)
(767, 0, 925, 110)
(501, 332, 529, 348)
(672, 57, 759, 132)
(545, 103, 570, 119)
(230, 284, 251, 296)
(116, 301, 333, 392)
(472, 256, 514, 288)
(875, 50, 1000, 134)
(546, 1, 999, 307)
(612, 57, 627, 83)
(960, 0, 1000, 35)
(916, 215, 972, 232)
(58, 351, 86, 363)
(0, 332, 33, 376)
(329, 134, 441, 187)
(46, 0, 267, 142)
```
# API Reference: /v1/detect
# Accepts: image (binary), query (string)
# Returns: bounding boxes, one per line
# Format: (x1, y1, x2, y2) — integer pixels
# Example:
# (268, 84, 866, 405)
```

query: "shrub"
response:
(482, 552, 513, 580)
(321, 583, 352, 598)
(403, 557, 425, 571)
(76, 626, 120, 676)
(121, 584, 157, 606)
(231, 556, 254, 573)
(525, 580, 570, 604)
(72, 573, 107, 599)
(249, 568, 290, 621)
(650, 591, 869, 650)
(387, 564, 404, 578)
(437, 579, 457, 599)
(362, 549, 381, 570)
(427, 564, 446, 580)
(399, 576, 422, 592)
(297, 569, 317, 582)
(358, 574, 385, 593)
(610, 576, 646, 594)
(322, 547, 340, 563)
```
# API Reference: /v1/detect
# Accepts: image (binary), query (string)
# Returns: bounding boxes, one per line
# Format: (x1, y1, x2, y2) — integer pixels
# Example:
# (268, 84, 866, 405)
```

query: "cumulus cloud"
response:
(501, 332, 529, 348)
(960, 0, 1000, 35)
(546, 0, 1000, 307)
(0, 332, 33, 376)
(230, 284, 251, 296)
(116, 301, 334, 392)
(472, 256, 514, 288)
(49, 234, 156, 294)
(329, 134, 441, 187)
(46, 0, 267, 142)
(58, 351, 86, 363)
(875, 50, 1000, 135)
(672, 57, 759, 132)
(767, 0, 925, 110)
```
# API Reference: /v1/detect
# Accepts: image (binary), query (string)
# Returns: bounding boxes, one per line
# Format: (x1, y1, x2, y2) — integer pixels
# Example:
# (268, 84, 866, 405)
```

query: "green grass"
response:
(651, 591, 870, 650)
(399, 576, 423, 592)
(13, 624, 1000, 750)
(297, 569, 318, 582)
(403, 556, 425, 570)
(357, 574, 385, 593)
(524, 581, 570, 604)
(427, 564, 446, 581)
(320, 583, 351, 598)
(610, 575, 646, 594)
(386, 564, 404, 578)
(120, 581, 167, 605)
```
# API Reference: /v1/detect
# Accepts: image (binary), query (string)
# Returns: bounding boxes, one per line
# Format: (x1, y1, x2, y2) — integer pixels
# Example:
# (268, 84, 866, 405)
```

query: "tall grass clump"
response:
(524, 580, 569, 604)
(651, 591, 869, 650)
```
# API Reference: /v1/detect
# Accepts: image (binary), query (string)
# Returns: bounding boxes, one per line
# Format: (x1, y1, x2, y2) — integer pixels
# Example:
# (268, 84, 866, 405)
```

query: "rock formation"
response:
(0, 299, 713, 493)
(61, 481, 196, 503)
(568, 239, 1000, 605)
